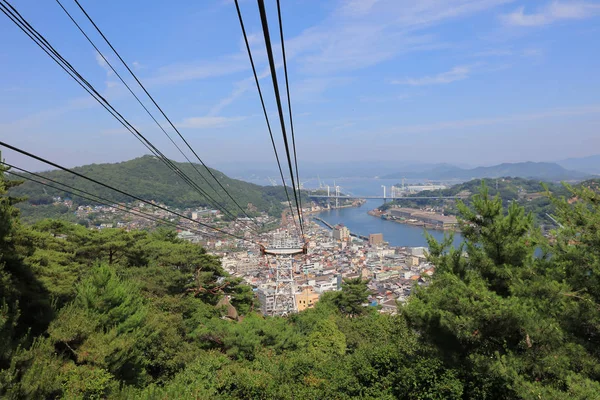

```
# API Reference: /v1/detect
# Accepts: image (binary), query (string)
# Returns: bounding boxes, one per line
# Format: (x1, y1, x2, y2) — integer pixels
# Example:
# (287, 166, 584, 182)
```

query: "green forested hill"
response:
(10, 155, 297, 219)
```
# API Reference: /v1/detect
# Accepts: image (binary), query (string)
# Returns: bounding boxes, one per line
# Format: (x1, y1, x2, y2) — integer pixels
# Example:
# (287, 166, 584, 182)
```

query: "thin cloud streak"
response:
(392, 65, 473, 86)
(146, 54, 249, 86)
(501, 1, 600, 27)
(207, 67, 272, 117)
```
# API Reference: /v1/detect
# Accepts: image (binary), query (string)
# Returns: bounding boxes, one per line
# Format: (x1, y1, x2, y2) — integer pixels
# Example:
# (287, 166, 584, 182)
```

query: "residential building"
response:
(380, 299, 398, 314)
(369, 233, 384, 246)
(257, 287, 275, 315)
(332, 225, 350, 241)
(296, 286, 320, 311)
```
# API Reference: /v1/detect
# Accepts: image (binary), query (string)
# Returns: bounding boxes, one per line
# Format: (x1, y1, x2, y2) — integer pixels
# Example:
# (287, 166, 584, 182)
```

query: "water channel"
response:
(308, 178, 463, 248)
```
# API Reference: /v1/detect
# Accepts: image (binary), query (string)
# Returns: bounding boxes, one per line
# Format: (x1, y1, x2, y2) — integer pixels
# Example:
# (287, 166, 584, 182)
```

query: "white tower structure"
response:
(261, 232, 306, 316)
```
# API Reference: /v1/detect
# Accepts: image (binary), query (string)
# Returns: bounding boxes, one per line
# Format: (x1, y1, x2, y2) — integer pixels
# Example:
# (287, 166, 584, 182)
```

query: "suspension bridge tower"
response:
(261, 232, 307, 316)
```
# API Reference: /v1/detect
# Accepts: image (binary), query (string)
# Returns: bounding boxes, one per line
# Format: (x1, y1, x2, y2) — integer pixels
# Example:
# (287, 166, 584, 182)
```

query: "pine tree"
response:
(0, 158, 52, 368)
(404, 182, 600, 399)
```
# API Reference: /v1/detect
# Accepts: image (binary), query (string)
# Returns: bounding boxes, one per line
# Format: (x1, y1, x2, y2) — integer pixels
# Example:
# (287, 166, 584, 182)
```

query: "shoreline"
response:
(311, 216, 369, 242)
(304, 199, 366, 215)
(367, 209, 460, 233)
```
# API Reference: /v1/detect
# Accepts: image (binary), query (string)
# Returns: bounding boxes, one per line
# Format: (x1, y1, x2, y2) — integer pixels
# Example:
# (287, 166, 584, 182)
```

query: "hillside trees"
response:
(0, 163, 52, 368)
(404, 183, 600, 399)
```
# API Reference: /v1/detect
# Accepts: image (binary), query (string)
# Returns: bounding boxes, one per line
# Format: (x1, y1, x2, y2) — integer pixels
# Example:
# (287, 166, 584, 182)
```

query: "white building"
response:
(257, 287, 276, 315)
(332, 225, 350, 241)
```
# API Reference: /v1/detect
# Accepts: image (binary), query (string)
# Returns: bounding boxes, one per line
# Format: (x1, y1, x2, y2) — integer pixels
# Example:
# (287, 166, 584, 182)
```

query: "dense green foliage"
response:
(10, 155, 305, 220)
(2, 167, 600, 398)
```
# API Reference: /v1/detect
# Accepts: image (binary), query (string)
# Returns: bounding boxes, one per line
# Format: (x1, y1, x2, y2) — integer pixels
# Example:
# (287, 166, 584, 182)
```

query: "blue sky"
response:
(1, 0, 600, 172)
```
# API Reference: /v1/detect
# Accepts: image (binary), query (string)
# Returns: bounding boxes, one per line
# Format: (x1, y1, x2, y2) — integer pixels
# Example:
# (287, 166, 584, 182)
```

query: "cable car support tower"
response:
(261, 232, 307, 316)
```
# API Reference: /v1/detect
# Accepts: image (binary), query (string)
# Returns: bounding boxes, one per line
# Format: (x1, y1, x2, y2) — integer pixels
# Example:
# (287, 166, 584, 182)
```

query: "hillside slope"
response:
(10, 155, 294, 218)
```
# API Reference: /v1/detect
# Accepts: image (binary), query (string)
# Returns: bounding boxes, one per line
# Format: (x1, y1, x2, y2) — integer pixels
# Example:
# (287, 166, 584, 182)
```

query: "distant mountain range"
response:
(216, 156, 599, 182)
(556, 155, 600, 175)
(382, 162, 591, 181)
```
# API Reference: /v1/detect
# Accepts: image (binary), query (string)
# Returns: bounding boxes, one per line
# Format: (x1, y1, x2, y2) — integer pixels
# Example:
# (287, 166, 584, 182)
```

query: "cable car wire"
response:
(233, 0, 301, 237)
(275, 0, 304, 232)
(256, 0, 304, 237)
(55, 0, 258, 229)
(0, 141, 260, 245)
(0, 0, 259, 234)
(3, 165, 213, 237)
(69, 0, 259, 230)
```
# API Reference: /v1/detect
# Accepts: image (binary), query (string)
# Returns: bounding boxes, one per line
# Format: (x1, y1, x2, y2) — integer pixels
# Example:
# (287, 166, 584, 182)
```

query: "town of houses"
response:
(52, 196, 436, 314)
(219, 219, 435, 316)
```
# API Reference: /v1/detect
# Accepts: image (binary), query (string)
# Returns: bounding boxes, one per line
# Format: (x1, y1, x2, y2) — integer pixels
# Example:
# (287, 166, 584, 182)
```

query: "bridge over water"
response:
(307, 195, 462, 200)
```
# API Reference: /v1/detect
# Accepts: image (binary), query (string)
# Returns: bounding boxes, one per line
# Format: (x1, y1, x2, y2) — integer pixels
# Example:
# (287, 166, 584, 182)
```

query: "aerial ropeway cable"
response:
(67, 0, 261, 231)
(0, 0, 260, 235)
(0, 142, 261, 245)
(275, 0, 305, 233)
(55, 0, 259, 230)
(233, 0, 302, 239)
(3, 165, 214, 238)
(256, 0, 304, 238)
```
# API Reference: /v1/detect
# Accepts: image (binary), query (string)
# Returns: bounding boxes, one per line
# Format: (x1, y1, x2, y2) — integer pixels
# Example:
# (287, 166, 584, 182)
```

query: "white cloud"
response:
(392, 65, 473, 86)
(177, 116, 245, 129)
(501, 1, 600, 27)
(147, 54, 248, 86)
(207, 66, 272, 116)
(291, 77, 353, 102)
(95, 52, 108, 69)
(393, 0, 516, 29)
(95, 52, 114, 77)
(285, 0, 513, 75)
(339, 0, 381, 17)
